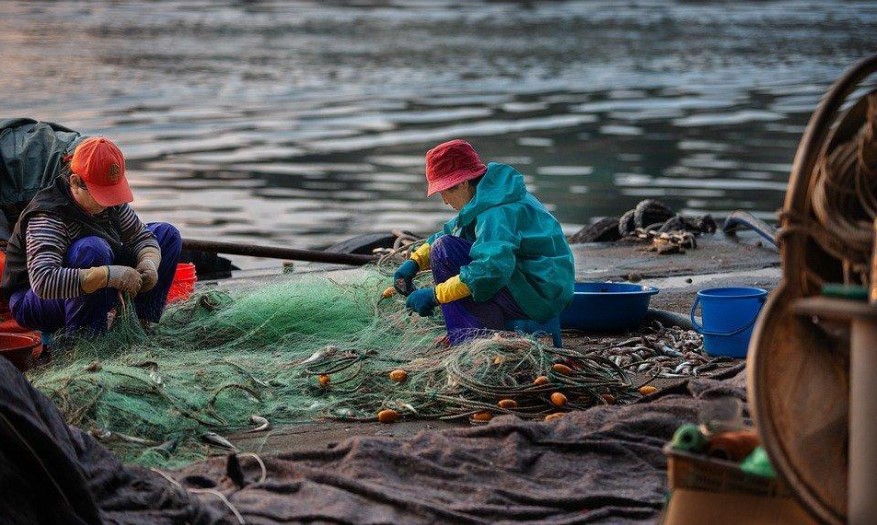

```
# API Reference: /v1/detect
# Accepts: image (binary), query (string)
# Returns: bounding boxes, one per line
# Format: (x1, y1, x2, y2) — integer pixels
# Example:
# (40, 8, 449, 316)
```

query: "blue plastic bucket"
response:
(690, 287, 767, 358)
(561, 282, 659, 332)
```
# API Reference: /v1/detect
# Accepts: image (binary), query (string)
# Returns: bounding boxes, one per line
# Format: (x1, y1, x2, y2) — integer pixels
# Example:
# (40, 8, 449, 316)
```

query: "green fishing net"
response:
(27, 267, 633, 468)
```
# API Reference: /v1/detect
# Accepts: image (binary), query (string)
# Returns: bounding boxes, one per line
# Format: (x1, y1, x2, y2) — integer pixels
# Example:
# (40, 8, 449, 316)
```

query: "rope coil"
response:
(782, 91, 877, 294)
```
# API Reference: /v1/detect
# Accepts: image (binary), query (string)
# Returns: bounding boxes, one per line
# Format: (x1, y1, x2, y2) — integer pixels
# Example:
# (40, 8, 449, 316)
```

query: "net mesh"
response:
(27, 268, 638, 468)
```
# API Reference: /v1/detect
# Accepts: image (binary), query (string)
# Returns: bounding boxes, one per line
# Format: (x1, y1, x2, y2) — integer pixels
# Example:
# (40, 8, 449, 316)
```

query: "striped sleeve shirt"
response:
(25, 204, 159, 299)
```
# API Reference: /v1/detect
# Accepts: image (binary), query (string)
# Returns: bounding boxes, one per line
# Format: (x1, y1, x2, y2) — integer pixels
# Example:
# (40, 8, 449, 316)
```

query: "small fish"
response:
(201, 431, 237, 451)
(90, 428, 160, 446)
(335, 408, 355, 419)
(661, 345, 683, 358)
(149, 371, 163, 386)
(145, 439, 179, 457)
(90, 427, 112, 441)
(394, 277, 416, 296)
(300, 345, 338, 366)
(246, 415, 270, 433)
(673, 361, 693, 374)
(399, 402, 418, 415)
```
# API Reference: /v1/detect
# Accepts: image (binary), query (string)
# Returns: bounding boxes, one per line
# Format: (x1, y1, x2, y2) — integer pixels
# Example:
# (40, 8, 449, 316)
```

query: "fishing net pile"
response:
(25, 267, 724, 468)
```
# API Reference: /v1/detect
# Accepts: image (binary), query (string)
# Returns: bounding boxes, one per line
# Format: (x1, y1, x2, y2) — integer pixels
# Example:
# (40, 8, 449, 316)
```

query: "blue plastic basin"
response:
(560, 282, 660, 332)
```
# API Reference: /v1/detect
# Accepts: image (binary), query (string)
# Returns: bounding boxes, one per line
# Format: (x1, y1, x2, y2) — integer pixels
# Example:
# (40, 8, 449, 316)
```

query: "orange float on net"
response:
(471, 411, 492, 422)
(551, 363, 572, 375)
(639, 385, 658, 396)
(377, 409, 399, 423)
(550, 392, 568, 407)
(388, 369, 408, 383)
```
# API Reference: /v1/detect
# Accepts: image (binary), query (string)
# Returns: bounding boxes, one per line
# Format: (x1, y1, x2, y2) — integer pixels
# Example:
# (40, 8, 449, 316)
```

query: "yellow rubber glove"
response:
(409, 242, 431, 271)
(434, 274, 471, 304)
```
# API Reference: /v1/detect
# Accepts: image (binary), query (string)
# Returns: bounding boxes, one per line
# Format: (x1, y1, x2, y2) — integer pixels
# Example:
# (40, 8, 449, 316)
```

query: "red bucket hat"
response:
(70, 137, 133, 207)
(425, 139, 487, 197)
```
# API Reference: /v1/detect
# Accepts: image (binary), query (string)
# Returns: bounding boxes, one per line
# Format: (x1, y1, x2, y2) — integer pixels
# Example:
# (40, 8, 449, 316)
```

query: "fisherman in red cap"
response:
(394, 139, 574, 345)
(0, 136, 181, 338)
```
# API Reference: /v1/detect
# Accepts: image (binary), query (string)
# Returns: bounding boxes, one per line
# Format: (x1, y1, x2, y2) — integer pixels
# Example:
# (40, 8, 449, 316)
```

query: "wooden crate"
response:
(664, 445, 790, 497)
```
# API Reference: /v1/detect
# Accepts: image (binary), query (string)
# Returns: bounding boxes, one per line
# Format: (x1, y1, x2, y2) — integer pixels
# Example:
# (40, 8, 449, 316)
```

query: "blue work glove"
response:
(393, 259, 419, 296)
(406, 287, 438, 317)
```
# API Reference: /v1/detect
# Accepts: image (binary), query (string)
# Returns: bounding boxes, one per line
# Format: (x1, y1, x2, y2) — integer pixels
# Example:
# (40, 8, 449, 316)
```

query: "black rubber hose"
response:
(181, 238, 375, 266)
(644, 308, 695, 330)
(722, 210, 778, 247)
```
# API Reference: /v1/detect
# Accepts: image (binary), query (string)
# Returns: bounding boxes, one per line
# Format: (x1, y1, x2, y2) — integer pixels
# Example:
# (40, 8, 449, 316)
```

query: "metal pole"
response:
(849, 316, 877, 525)
(853, 219, 877, 523)
(181, 238, 376, 266)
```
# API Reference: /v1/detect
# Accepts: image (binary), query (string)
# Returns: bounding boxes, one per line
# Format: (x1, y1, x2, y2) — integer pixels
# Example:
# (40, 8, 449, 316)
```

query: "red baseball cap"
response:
(425, 139, 487, 197)
(70, 137, 133, 207)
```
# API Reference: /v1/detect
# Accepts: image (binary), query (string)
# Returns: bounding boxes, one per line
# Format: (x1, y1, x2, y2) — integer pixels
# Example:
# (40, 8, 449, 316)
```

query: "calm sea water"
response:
(1, 1, 876, 266)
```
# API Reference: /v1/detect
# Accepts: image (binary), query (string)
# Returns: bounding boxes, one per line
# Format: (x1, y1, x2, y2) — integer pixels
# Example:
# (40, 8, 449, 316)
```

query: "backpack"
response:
(0, 118, 82, 240)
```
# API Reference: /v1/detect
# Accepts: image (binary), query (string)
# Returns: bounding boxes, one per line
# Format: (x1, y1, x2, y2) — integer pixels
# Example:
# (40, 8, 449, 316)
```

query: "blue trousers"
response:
(430, 235, 526, 345)
(10, 223, 182, 335)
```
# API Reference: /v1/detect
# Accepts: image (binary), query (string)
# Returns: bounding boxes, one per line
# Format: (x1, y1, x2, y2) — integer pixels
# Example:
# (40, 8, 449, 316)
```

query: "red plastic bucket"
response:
(167, 263, 197, 303)
(0, 252, 42, 360)
(0, 333, 40, 373)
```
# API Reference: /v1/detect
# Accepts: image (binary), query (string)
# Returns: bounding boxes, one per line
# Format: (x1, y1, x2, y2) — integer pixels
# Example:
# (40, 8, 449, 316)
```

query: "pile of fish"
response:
(582, 322, 737, 379)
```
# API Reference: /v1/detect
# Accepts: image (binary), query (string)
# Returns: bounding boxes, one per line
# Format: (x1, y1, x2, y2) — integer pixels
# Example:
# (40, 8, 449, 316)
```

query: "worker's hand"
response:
(136, 258, 159, 293)
(106, 265, 142, 297)
(135, 248, 162, 293)
(406, 287, 438, 317)
(393, 259, 419, 296)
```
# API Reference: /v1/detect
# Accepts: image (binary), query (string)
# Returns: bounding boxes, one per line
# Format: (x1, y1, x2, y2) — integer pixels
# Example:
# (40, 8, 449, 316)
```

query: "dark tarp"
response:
(0, 356, 218, 525)
(0, 351, 748, 525)
(175, 366, 747, 525)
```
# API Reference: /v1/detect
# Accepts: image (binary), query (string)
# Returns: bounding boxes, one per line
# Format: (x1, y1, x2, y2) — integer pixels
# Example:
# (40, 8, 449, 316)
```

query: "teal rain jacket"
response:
(427, 162, 575, 322)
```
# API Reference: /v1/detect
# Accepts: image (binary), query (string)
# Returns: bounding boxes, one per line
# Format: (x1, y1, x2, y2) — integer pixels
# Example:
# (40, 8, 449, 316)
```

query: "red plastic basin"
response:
(0, 333, 40, 373)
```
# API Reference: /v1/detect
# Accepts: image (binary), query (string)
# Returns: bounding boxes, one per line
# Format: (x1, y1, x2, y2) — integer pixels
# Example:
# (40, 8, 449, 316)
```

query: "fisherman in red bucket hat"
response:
(0, 136, 182, 341)
(394, 139, 575, 345)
